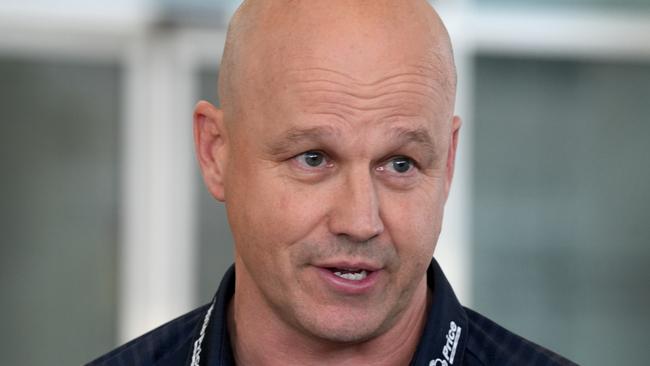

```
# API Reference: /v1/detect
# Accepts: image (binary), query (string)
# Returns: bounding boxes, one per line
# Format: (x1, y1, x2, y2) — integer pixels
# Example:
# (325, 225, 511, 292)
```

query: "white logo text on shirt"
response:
(429, 320, 462, 366)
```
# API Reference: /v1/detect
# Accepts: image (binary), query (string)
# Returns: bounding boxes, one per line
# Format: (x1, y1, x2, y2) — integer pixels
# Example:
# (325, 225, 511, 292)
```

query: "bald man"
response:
(89, 1, 575, 365)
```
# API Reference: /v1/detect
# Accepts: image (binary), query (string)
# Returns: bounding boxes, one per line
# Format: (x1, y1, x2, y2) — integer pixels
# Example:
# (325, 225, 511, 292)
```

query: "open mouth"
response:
(316, 264, 381, 294)
(327, 268, 370, 281)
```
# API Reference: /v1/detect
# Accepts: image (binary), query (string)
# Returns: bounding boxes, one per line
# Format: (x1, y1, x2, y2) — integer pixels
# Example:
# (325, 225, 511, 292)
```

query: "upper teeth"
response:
(333, 270, 368, 281)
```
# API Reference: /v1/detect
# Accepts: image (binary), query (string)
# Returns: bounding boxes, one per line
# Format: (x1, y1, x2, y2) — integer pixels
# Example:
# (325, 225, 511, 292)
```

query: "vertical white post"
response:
(119, 30, 198, 342)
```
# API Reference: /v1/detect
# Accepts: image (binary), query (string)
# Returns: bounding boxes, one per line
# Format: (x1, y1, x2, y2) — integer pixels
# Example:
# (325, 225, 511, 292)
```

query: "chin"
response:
(308, 323, 381, 344)
(295, 306, 394, 345)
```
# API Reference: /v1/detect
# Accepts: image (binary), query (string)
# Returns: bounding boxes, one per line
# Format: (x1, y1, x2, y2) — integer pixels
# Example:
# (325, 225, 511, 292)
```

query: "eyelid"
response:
(292, 150, 334, 170)
(377, 155, 419, 174)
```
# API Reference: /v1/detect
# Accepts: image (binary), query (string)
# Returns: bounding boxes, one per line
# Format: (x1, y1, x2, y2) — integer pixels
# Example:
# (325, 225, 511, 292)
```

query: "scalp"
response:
(218, 0, 456, 126)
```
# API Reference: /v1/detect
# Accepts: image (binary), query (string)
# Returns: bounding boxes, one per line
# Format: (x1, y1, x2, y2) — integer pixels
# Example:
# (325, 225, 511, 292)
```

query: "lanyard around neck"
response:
(190, 298, 216, 366)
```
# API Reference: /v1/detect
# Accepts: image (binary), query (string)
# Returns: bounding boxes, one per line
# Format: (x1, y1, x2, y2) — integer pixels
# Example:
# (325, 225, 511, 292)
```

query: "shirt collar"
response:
(200, 267, 235, 366)
(410, 259, 468, 366)
(199, 258, 468, 366)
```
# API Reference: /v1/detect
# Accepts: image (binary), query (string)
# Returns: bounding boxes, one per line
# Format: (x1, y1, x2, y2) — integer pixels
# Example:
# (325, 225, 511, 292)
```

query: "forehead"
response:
(245, 61, 450, 162)
(282, 58, 450, 121)
(244, 55, 452, 142)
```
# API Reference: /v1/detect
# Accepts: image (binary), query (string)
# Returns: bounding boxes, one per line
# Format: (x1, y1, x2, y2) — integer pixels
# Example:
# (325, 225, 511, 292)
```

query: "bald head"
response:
(193, 0, 463, 353)
(218, 0, 456, 124)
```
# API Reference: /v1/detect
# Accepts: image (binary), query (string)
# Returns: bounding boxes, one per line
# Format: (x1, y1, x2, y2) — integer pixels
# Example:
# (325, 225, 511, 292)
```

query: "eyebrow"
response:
(265, 124, 438, 162)
(388, 126, 438, 162)
(265, 125, 340, 157)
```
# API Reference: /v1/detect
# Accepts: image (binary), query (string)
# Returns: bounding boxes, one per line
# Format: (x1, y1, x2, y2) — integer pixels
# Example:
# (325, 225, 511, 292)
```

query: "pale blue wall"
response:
(0, 58, 120, 365)
(472, 56, 650, 365)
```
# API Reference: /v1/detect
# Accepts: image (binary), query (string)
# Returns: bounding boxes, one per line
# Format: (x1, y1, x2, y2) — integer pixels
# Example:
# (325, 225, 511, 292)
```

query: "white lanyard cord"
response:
(190, 299, 216, 366)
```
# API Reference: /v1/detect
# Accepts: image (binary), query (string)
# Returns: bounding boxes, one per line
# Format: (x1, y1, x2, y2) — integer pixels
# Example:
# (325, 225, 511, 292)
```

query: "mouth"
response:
(325, 267, 372, 281)
(313, 262, 382, 294)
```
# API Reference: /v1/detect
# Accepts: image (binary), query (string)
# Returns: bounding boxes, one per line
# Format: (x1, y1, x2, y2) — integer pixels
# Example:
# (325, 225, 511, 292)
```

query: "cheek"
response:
(226, 165, 328, 261)
(381, 182, 446, 259)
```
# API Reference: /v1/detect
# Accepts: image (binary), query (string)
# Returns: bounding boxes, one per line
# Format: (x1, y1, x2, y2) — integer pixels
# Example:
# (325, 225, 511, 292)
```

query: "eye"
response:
(390, 157, 412, 173)
(295, 151, 329, 168)
(381, 156, 416, 174)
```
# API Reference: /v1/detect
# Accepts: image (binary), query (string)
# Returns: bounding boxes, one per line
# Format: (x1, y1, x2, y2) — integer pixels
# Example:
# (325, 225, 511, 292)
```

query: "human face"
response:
(220, 52, 460, 343)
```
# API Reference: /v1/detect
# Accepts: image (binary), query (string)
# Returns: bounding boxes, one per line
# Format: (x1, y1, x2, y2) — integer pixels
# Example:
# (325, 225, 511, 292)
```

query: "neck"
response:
(228, 271, 431, 366)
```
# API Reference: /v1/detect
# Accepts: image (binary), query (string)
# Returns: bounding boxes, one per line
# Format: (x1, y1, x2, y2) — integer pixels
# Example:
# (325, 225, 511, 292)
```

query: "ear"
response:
(445, 115, 462, 199)
(194, 100, 228, 202)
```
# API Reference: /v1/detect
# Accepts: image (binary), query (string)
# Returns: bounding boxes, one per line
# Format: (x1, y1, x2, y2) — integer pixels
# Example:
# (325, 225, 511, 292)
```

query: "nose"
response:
(327, 167, 385, 242)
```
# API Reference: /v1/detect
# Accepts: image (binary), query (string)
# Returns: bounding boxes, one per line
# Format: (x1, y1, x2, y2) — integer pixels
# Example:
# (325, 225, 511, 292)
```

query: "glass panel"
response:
(159, 0, 241, 23)
(472, 56, 650, 365)
(162, 0, 241, 9)
(195, 69, 235, 304)
(473, 0, 650, 10)
(0, 58, 120, 365)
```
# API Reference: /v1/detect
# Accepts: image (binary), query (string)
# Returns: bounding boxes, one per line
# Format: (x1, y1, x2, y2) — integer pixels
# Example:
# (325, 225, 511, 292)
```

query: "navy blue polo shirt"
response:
(88, 260, 577, 365)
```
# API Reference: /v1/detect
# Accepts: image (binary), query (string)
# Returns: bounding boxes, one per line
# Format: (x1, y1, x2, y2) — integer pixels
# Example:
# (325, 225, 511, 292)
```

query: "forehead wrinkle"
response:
(295, 87, 441, 123)
(297, 78, 440, 96)
(294, 96, 441, 132)
(287, 63, 446, 92)
(286, 65, 450, 117)
(309, 104, 426, 132)
(289, 66, 363, 84)
(302, 101, 433, 121)
(297, 86, 440, 106)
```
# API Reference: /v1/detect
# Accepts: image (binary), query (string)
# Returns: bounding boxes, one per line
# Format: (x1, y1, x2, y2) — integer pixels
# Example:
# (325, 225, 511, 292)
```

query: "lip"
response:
(314, 260, 382, 272)
(313, 262, 383, 295)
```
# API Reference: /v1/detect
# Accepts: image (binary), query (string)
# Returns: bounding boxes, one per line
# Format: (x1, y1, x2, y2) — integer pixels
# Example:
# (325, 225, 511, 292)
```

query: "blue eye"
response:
(297, 151, 326, 168)
(391, 157, 412, 173)
(383, 156, 416, 174)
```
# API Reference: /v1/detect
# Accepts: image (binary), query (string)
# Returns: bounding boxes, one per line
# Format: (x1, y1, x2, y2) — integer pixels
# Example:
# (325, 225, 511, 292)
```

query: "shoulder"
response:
(86, 304, 211, 366)
(461, 307, 578, 366)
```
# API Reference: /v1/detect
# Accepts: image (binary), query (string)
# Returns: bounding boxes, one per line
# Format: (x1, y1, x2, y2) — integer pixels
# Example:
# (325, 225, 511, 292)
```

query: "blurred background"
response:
(1, 0, 649, 364)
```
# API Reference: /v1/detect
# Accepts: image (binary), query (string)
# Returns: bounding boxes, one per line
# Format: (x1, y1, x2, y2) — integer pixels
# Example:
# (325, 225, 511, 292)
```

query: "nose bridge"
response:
(328, 165, 384, 241)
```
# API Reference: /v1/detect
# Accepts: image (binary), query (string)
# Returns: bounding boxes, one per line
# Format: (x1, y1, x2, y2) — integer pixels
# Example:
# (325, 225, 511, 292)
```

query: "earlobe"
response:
(445, 115, 462, 198)
(193, 100, 228, 202)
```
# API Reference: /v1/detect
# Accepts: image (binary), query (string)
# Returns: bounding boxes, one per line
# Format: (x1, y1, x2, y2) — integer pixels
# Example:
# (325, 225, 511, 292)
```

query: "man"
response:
(90, 1, 576, 365)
